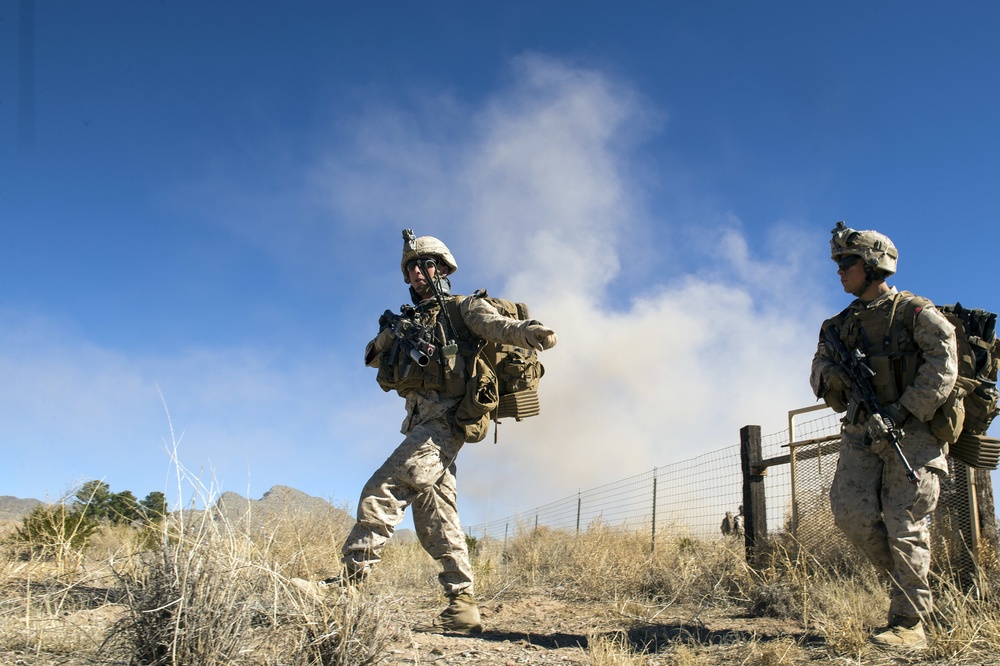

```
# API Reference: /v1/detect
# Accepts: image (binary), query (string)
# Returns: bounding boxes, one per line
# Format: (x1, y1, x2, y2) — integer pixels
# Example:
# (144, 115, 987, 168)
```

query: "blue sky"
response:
(2, 1, 998, 525)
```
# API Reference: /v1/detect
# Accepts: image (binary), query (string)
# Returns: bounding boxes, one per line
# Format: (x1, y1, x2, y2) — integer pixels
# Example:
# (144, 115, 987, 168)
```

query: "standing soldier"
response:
(810, 222, 957, 648)
(297, 231, 557, 634)
(733, 505, 745, 539)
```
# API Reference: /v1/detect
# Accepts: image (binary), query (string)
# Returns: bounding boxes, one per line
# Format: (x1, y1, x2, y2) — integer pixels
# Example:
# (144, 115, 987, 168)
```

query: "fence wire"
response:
(466, 446, 744, 544)
(468, 405, 990, 575)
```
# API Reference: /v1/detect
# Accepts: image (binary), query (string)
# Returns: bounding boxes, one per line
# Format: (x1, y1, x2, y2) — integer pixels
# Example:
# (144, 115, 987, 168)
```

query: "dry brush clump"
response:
(100, 506, 400, 665)
(1, 479, 401, 665)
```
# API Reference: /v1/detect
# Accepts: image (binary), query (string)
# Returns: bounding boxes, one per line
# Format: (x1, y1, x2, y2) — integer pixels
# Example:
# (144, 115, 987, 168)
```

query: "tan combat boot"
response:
(870, 620, 927, 648)
(289, 570, 361, 604)
(413, 591, 483, 635)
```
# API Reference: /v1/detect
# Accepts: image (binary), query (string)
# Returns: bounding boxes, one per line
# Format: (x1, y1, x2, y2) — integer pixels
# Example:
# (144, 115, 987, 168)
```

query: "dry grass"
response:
(470, 521, 1000, 665)
(95, 482, 399, 666)
(0, 469, 398, 665)
(3, 489, 999, 664)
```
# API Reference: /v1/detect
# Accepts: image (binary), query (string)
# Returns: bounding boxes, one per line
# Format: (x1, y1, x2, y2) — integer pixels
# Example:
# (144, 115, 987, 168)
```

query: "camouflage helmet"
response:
(829, 221, 898, 276)
(400, 234, 458, 284)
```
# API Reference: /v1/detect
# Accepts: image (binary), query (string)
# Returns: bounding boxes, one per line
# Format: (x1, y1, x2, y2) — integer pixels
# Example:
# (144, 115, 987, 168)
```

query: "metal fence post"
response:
(651, 467, 658, 553)
(975, 468, 997, 552)
(576, 491, 582, 535)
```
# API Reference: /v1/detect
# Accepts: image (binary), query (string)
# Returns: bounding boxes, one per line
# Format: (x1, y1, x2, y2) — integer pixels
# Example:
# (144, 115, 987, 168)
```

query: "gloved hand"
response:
(520, 321, 558, 351)
(884, 402, 910, 428)
(373, 326, 395, 351)
(824, 366, 852, 393)
(866, 413, 893, 455)
(866, 405, 909, 456)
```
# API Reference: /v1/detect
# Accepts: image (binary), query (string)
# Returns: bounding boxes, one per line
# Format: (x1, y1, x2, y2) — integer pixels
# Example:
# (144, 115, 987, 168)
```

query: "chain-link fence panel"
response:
(786, 407, 985, 579)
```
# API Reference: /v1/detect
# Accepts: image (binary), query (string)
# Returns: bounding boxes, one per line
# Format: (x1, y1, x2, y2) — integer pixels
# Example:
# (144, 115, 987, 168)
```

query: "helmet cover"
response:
(830, 221, 898, 276)
(400, 235, 459, 283)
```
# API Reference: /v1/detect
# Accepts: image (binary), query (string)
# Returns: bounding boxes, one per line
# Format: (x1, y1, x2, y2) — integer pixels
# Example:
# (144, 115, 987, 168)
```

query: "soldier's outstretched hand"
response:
(522, 322, 558, 351)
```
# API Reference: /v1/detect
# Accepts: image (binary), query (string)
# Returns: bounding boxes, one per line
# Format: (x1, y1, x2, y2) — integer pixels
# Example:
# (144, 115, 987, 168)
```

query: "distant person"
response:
(810, 222, 957, 649)
(295, 231, 557, 635)
(720, 511, 735, 536)
(720, 506, 744, 539)
(733, 505, 744, 539)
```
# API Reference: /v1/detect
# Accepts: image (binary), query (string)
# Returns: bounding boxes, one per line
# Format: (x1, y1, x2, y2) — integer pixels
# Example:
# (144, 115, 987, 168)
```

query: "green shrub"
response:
(10, 504, 100, 558)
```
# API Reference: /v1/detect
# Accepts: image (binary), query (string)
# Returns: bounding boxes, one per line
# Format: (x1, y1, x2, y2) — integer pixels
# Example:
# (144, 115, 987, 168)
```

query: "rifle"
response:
(822, 324, 920, 484)
(380, 307, 437, 370)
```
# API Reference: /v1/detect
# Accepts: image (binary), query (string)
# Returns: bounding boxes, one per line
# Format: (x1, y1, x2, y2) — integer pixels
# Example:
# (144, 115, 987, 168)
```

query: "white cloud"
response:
(298, 54, 831, 524)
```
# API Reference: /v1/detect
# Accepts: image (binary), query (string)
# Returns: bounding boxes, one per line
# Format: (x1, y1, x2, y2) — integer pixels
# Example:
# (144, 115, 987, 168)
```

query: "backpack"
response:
(447, 290, 546, 443)
(929, 303, 1000, 468)
(475, 293, 545, 422)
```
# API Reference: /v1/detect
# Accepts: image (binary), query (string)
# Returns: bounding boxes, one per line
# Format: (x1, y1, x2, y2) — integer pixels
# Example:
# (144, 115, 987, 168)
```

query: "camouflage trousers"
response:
(341, 418, 474, 597)
(830, 422, 942, 622)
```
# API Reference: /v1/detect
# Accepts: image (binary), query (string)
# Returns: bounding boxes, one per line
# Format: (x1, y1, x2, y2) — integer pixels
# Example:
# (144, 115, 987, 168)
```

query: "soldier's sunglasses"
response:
(836, 255, 860, 271)
(406, 257, 437, 273)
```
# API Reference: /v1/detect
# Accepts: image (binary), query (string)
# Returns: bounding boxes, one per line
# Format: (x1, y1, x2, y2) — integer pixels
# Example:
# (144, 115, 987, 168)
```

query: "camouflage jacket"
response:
(810, 287, 958, 423)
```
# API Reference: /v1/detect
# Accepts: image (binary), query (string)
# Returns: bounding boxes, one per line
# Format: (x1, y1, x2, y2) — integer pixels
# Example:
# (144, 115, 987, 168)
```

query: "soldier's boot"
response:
(289, 568, 363, 604)
(870, 618, 926, 649)
(412, 591, 483, 635)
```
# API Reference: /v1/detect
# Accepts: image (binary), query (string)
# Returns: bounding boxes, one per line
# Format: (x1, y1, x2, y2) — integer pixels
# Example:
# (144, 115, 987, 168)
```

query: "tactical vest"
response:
(374, 291, 545, 443)
(831, 291, 928, 406)
(375, 296, 473, 398)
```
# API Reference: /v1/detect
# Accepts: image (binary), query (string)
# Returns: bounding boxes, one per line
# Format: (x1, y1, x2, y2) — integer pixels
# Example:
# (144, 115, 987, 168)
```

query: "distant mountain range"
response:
(0, 496, 43, 521)
(0, 486, 416, 542)
(0, 486, 344, 523)
(211, 484, 352, 525)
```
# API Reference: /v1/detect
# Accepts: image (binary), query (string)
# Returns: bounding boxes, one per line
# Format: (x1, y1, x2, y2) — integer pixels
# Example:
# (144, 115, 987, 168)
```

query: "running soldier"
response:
(298, 232, 557, 634)
(810, 222, 957, 648)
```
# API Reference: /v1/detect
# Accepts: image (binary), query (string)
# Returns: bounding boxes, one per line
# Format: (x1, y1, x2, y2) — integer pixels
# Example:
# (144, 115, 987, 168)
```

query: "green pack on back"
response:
(473, 291, 545, 422)
(931, 303, 1000, 468)
(444, 289, 546, 444)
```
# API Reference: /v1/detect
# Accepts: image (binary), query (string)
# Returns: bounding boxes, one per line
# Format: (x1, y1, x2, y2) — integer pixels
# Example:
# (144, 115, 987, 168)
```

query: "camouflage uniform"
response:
(811, 286, 957, 623)
(341, 229, 556, 616)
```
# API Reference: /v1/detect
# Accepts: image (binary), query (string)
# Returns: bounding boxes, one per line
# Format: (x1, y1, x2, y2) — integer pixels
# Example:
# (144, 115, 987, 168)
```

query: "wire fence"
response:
(465, 408, 841, 548)
(467, 404, 996, 580)
(466, 436, 754, 545)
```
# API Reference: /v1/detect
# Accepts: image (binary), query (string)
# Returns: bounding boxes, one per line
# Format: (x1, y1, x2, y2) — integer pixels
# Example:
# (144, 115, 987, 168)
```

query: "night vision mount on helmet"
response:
(400, 232, 459, 283)
(830, 221, 899, 276)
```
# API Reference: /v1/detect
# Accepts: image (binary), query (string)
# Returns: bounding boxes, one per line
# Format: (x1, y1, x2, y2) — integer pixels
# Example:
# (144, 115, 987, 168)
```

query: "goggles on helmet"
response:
(405, 256, 438, 273)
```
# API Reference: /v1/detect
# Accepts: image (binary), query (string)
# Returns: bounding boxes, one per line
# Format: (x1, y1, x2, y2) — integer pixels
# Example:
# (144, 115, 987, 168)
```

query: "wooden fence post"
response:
(740, 425, 768, 567)
(975, 468, 997, 553)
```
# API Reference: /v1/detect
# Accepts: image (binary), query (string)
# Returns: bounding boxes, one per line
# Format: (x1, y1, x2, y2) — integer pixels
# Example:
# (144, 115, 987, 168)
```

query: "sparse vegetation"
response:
(9, 503, 100, 564)
(2, 490, 999, 665)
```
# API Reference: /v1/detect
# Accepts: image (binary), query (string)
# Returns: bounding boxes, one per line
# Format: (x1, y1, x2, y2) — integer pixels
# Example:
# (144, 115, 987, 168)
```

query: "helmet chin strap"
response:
(854, 265, 882, 298)
(408, 268, 453, 305)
